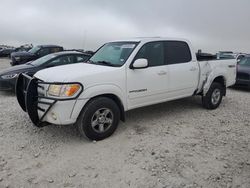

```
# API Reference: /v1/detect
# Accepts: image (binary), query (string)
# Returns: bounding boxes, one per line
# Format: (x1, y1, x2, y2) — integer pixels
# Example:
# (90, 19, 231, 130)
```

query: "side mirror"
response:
(237, 58, 241, 63)
(132, 58, 148, 69)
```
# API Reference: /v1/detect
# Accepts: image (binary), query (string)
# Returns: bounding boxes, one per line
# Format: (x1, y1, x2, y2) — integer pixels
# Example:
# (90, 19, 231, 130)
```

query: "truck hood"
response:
(34, 63, 119, 82)
(11, 51, 34, 58)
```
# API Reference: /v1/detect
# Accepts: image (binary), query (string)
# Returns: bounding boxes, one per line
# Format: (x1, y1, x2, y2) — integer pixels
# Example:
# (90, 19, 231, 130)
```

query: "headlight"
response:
(47, 83, 82, 98)
(1, 73, 18, 79)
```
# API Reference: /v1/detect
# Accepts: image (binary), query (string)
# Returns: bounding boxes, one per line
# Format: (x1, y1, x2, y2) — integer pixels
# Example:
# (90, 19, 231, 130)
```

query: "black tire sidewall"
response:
(77, 97, 120, 141)
(202, 82, 223, 109)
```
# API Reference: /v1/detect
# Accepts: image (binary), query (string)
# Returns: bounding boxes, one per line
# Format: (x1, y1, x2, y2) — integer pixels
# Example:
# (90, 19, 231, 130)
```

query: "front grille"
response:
(237, 72, 250, 80)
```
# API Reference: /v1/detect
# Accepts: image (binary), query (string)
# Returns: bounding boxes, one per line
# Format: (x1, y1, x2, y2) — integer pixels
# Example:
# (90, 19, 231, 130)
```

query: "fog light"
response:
(51, 112, 57, 120)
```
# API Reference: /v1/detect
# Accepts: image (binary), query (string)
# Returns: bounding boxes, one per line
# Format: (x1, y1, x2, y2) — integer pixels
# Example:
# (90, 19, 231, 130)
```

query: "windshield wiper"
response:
(91, 61, 119, 67)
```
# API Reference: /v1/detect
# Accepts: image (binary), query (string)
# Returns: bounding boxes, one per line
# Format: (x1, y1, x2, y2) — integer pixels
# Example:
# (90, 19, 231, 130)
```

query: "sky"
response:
(0, 0, 249, 53)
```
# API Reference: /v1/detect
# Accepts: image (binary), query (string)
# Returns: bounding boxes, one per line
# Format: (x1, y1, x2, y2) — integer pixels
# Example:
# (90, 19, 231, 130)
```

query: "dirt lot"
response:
(0, 58, 249, 188)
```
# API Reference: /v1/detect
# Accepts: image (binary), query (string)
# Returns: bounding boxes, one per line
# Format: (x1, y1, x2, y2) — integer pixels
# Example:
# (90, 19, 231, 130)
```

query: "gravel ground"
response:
(0, 58, 250, 188)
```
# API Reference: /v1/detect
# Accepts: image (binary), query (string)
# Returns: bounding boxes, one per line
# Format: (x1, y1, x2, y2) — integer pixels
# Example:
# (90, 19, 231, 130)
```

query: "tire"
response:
(202, 82, 224, 110)
(76, 97, 120, 141)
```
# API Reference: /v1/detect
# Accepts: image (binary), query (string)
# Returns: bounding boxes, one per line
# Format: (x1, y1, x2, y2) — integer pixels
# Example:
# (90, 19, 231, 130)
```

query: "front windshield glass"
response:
(28, 46, 41, 54)
(89, 42, 138, 67)
(239, 57, 250, 66)
(30, 54, 57, 66)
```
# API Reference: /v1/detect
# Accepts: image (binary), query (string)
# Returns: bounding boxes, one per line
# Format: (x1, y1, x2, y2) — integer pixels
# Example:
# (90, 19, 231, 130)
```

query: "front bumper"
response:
(16, 74, 85, 127)
(0, 78, 16, 91)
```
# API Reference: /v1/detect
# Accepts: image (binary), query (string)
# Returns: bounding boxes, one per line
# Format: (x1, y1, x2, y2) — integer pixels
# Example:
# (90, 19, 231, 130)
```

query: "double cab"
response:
(16, 38, 237, 141)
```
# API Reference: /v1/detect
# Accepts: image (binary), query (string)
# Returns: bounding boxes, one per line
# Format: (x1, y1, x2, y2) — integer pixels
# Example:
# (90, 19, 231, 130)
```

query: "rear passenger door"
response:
(165, 41, 199, 98)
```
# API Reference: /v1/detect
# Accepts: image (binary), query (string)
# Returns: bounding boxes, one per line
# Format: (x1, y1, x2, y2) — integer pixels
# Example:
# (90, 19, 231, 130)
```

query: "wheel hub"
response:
(211, 89, 221, 105)
(91, 108, 114, 133)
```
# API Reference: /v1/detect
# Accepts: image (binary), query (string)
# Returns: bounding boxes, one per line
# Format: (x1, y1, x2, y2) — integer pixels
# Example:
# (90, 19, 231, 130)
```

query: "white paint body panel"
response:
(34, 38, 236, 125)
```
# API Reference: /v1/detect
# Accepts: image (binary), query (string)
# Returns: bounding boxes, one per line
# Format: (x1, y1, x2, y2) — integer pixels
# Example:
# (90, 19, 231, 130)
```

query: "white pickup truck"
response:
(16, 38, 236, 140)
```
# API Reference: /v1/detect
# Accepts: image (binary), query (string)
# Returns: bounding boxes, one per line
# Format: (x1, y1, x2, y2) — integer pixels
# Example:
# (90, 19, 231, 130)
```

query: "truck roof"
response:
(110, 37, 190, 43)
(37, 45, 63, 48)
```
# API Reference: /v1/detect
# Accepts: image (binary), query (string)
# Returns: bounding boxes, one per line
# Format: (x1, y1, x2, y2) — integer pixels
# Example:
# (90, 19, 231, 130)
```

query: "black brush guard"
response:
(16, 73, 56, 127)
(16, 74, 83, 127)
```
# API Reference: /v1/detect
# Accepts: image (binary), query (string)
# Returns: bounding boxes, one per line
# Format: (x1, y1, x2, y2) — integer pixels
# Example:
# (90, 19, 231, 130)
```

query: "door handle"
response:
(190, 67, 197, 71)
(228, 65, 236, 68)
(157, 71, 167, 75)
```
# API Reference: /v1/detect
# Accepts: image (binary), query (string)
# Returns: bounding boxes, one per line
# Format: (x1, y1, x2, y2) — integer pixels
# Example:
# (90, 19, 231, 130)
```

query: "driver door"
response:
(127, 41, 168, 109)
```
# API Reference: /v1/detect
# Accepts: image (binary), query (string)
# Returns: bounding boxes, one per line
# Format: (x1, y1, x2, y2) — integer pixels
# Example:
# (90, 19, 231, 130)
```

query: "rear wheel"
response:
(202, 82, 224, 110)
(76, 97, 120, 141)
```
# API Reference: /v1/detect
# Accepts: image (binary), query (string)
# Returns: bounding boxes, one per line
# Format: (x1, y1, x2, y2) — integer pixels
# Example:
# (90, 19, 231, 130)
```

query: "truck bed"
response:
(196, 58, 237, 94)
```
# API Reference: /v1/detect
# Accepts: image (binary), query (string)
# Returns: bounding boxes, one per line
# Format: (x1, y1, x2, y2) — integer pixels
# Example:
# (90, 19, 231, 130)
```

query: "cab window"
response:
(164, 41, 192, 64)
(37, 48, 50, 57)
(48, 55, 74, 66)
(51, 47, 62, 53)
(76, 55, 90, 62)
(134, 42, 164, 67)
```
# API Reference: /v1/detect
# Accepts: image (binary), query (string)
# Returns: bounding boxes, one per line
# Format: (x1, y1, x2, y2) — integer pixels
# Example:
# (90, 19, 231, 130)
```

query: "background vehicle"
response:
(235, 56, 250, 89)
(16, 38, 237, 141)
(236, 53, 248, 62)
(10, 45, 63, 66)
(14, 44, 33, 52)
(0, 47, 15, 57)
(0, 51, 91, 91)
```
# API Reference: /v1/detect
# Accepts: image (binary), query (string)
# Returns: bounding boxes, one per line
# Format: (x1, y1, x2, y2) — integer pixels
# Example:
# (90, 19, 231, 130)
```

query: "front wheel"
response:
(76, 97, 120, 141)
(202, 82, 224, 110)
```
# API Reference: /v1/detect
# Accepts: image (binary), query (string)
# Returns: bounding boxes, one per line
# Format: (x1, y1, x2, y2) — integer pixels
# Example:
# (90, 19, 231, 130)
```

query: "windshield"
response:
(239, 57, 250, 66)
(28, 46, 41, 54)
(89, 42, 138, 67)
(30, 53, 57, 66)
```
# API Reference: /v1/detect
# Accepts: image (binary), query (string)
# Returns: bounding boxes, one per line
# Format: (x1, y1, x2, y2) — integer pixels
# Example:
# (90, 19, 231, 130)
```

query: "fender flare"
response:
(203, 74, 226, 95)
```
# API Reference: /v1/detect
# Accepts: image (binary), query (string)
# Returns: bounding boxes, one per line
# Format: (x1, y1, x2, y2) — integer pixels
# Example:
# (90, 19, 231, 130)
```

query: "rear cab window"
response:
(50, 47, 62, 53)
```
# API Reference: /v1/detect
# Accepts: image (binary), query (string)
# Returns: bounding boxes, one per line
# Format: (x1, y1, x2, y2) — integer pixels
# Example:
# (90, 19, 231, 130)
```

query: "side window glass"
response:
(51, 48, 61, 53)
(76, 55, 89, 62)
(37, 48, 50, 57)
(165, 41, 192, 64)
(135, 42, 164, 67)
(48, 56, 73, 66)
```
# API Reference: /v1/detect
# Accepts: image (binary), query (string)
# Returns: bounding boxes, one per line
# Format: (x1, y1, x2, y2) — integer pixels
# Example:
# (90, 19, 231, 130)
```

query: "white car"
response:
(16, 37, 237, 140)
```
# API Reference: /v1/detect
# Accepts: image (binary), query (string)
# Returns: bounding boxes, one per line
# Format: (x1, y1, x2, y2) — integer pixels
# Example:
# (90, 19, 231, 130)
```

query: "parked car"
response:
(16, 37, 236, 141)
(235, 56, 250, 89)
(0, 47, 15, 57)
(0, 51, 91, 91)
(14, 44, 33, 52)
(10, 45, 63, 66)
(236, 53, 248, 62)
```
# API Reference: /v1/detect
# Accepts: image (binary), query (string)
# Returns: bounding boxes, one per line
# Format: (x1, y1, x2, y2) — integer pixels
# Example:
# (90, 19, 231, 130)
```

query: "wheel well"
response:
(90, 94, 125, 122)
(213, 76, 226, 96)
